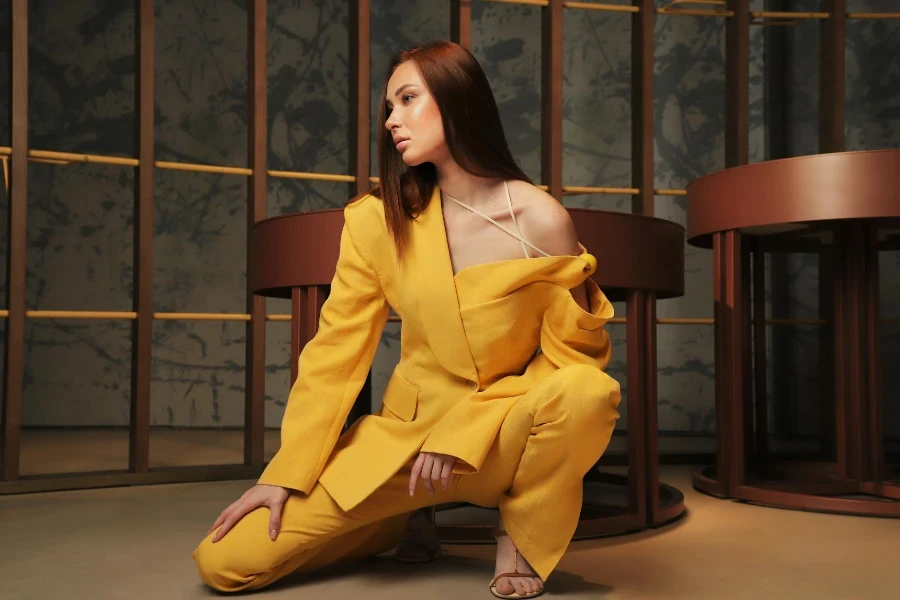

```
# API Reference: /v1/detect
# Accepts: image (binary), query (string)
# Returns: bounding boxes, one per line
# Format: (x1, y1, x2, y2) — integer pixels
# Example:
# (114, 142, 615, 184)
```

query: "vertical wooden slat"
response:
(819, 1, 846, 464)
(864, 223, 882, 486)
(1, 0, 27, 482)
(720, 0, 749, 493)
(725, 0, 750, 168)
(831, 240, 848, 478)
(541, 0, 563, 200)
(348, 0, 372, 424)
(629, 0, 659, 523)
(625, 292, 648, 523)
(712, 233, 730, 494)
(244, 0, 267, 467)
(752, 245, 768, 457)
(643, 293, 660, 523)
(631, 0, 653, 216)
(349, 0, 371, 198)
(451, 0, 472, 50)
(819, 0, 846, 153)
(129, 0, 153, 474)
(724, 230, 746, 492)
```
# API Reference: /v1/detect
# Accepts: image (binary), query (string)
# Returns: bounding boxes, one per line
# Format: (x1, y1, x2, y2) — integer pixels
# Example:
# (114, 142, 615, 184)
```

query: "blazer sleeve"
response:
(258, 217, 389, 494)
(539, 277, 615, 371)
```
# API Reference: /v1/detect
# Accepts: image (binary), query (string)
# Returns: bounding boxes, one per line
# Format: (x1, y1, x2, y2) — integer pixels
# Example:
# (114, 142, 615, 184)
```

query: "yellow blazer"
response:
(258, 186, 619, 512)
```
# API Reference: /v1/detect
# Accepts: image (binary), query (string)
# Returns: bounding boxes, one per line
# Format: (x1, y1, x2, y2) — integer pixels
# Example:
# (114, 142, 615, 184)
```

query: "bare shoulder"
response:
(506, 180, 580, 257)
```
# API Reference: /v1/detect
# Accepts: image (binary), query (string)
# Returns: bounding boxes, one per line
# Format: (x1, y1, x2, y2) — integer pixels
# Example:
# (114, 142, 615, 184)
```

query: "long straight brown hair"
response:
(368, 41, 530, 258)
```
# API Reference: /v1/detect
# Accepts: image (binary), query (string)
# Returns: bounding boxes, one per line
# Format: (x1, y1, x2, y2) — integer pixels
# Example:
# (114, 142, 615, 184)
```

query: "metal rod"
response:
(563, 186, 639, 195)
(565, 2, 639, 13)
(155, 160, 251, 176)
(847, 13, 900, 20)
(154, 312, 252, 321)
(0, 147, 357, 183)
(268, 169, 355, 183)
(6, 310, 830, 326)
(485, 0, 549, 6)
(657, 8, 734, 16)
(751, 11, 828, 19)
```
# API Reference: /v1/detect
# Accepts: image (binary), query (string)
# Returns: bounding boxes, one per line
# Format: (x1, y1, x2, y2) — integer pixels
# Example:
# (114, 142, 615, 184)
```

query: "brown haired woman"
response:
(192, 41, 621, 600)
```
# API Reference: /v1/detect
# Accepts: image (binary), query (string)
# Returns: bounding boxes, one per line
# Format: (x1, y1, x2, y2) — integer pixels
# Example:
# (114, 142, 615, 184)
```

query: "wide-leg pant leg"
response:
(457, 363, 621, 582)
(192, 466, 453, 593)
(192, 363, 619, 593)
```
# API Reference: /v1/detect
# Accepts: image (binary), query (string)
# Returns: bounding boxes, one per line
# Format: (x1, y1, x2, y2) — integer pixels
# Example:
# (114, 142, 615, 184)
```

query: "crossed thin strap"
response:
(443, 181, 551, 259)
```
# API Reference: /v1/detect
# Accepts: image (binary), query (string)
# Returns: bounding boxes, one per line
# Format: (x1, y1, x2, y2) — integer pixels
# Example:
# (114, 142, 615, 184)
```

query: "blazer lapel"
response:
(407, 185, 479, 383)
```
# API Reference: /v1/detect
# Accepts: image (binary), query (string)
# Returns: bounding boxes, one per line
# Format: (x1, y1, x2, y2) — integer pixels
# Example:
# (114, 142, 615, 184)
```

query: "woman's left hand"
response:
(409, 452, 457, 496)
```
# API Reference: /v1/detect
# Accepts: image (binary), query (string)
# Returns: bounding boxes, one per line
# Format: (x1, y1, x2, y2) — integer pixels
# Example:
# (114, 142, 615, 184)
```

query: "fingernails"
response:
(409, 489, 414, 497)
(270, 529, 277, 540)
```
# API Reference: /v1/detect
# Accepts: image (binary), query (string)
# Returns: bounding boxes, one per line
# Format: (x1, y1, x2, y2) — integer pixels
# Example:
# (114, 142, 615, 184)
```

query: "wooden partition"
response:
(2, 0, 899, 494)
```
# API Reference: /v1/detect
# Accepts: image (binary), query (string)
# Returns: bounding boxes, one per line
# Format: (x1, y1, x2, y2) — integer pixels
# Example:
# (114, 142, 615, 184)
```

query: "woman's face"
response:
(384, 61, 446, 167)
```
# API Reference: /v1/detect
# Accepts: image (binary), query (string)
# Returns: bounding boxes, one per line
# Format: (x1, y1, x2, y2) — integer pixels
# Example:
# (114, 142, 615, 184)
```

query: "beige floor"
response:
(1, 467, 897, 600)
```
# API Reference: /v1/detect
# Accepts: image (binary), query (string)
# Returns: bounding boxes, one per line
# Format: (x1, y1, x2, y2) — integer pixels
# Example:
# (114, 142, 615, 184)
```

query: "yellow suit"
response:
(193, 187, 621, 592)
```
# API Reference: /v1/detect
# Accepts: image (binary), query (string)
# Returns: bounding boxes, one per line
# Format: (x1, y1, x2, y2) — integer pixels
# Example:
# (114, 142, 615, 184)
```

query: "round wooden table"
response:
(687, 148, 900, 517)
(252, 205, 687, 540)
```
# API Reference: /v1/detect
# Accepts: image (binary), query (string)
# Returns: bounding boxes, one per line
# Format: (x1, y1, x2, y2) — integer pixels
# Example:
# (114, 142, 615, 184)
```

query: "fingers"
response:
(420, 454, 436, 495)
(440, 459, 454, 491)
(207, 497, 242, 536)
(266, 496, 285, 541)
(212, 503, 247, 543)
(409, 453, 426, 497)
(430, 457, 443, 487)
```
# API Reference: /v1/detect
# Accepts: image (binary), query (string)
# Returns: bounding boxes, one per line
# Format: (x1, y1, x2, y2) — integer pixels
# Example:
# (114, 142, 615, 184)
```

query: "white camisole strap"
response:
(443, 181, 552, 259)
(503, 180, 532, 258)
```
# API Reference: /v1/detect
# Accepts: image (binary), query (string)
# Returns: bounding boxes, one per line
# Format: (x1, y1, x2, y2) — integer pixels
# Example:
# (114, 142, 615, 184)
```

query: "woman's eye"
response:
(402, 94, 414, 104)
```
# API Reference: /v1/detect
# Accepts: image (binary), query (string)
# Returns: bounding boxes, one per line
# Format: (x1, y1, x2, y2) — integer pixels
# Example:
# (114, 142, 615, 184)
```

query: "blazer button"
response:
(466, 379, 477, 390)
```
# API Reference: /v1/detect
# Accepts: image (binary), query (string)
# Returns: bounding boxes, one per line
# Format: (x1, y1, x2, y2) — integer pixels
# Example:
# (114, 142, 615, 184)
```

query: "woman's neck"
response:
(434, 158, 502, 209)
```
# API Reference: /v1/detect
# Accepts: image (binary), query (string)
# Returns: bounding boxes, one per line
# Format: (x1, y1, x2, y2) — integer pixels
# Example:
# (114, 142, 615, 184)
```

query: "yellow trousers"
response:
(193, 364, 620, 593)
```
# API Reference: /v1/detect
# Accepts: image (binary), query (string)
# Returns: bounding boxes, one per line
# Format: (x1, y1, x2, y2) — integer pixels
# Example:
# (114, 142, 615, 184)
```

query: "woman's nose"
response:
(385, 111, 401, 130)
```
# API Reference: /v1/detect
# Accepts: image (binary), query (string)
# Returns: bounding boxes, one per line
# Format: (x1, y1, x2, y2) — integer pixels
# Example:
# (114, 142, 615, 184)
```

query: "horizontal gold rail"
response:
(751, 11, 828, 19)
(27, 310, 138, 320)
(8, 310, 292, 322)
(656, 188, 688, 196)
(0, 147, 357, 184)
(154, 312, 251, 321)
(564, 186, 640, 195)
(0, 311, 857, 327)
(485, 0, 549, 6)
(848, 13, 900, 20)
(155, 161, 251, 176)
(607, 317, 830, 326)
(268, 169, 355, 183)
(564, 2, 639, 13)
(657, 8, 733, 16)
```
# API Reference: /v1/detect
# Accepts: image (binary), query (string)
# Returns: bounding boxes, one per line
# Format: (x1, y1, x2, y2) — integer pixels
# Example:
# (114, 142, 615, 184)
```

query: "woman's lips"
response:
(395, 139, 409, 151)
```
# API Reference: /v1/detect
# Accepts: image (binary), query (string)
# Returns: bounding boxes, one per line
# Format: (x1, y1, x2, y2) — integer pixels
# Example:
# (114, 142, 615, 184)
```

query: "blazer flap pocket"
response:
(382, 372, 419, 421)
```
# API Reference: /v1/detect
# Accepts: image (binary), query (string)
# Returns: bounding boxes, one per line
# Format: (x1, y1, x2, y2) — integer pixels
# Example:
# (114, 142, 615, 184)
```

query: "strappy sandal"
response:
(394, 506, 442, 564)
(489, 526, 545, 599)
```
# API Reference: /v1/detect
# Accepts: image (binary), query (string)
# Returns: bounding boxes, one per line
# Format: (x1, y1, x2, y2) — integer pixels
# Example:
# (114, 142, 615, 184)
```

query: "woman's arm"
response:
(258, 216, 389, 494)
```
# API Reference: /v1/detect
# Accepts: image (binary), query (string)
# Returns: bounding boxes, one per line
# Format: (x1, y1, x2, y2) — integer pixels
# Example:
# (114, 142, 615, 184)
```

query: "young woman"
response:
(192, 41, 621, 600)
